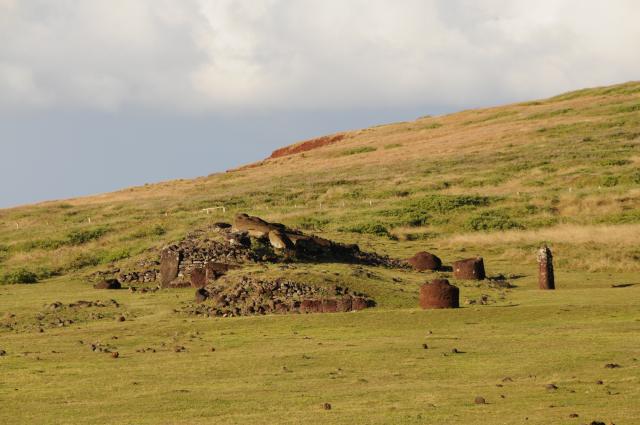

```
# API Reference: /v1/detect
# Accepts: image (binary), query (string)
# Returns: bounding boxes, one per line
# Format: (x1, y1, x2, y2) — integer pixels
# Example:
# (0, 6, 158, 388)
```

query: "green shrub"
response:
(601, 175, 619, 187)
(249, 237, 277, 260)
(100, 248, 131, 264)
(340, 146, 377, 156)
(599, 159, 632, 167)
(422, 122, 443, 130)
(131, 224, 166, 239)
(68, 253, 101, 270)
(384, 143, 402, 149)
(379, 209, 430, 227)
(2, 269, 38, 284)
(296, 216, 330, 231)
(67, 227, 109, 245)
(20, 238, 65, 251)
(0, 244, 8, 261)
(408, 194, 490, 214)
(342, 223, 390, 237)
(465, 211, 523, 231)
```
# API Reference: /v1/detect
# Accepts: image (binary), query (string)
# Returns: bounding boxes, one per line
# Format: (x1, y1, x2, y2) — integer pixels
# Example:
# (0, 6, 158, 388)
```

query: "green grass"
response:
(1, 271, 639, 424)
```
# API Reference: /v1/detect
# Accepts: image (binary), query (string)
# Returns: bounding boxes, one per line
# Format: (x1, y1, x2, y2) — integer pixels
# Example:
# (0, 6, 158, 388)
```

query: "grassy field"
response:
(1, 81, 640, 424)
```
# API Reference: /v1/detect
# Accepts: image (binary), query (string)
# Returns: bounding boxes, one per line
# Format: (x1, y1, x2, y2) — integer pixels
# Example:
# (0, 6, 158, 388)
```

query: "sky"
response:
(1, 0, 639, 208)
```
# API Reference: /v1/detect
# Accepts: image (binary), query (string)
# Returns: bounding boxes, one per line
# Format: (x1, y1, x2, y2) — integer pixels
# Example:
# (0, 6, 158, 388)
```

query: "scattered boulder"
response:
(159, 248, 181, 288)
(322, 402, 332, 411)
(94, 279, 121, 290)
(537, 245, 555, 290)
(474, 396, 486, 405)
(407, 251, 442, 271)
(453, 257, 486, 280)
(190, 267, 207, 288)
(419, 279, 460, 309)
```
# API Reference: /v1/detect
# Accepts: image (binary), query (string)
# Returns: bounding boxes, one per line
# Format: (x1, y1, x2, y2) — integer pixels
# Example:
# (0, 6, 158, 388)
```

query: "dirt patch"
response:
(269, 134, 346, 158)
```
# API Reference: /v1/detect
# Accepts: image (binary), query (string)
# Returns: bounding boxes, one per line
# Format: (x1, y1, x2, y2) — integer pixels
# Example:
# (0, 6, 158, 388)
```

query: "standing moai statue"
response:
(537, 245, 555, 290)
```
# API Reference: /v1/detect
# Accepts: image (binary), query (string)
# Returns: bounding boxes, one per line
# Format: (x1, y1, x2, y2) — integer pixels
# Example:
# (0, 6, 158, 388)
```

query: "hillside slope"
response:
(1, 81, 639, 282)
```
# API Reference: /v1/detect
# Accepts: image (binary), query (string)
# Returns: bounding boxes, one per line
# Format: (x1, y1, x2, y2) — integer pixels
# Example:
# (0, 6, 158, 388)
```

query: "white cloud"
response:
(1, 0, 639, 112)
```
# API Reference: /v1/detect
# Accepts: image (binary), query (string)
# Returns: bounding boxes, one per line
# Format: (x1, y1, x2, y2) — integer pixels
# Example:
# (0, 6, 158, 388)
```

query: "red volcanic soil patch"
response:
(269, 134, 346, 158)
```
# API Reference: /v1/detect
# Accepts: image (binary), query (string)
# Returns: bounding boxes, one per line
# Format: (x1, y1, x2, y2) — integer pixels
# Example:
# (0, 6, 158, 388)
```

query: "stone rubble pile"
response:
(180, 276, 372, 318)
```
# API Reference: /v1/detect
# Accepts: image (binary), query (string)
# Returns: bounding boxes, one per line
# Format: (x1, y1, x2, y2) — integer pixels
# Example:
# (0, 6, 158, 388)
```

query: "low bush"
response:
(68, 253, 101, 270)
(340, 146, 377, 156)
(464, 211, 523, 231)
(2, 269, 38, 284)
(342, 223, 390, 237)
(296, 216, 330, 231)
(67, 227, 109, 245)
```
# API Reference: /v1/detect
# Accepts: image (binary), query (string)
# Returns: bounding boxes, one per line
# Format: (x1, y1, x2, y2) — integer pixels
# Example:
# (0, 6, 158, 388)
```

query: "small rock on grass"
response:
(322, 403, 332, 410)
(545, 383, 558, 390)
(474, 396, 486, 404)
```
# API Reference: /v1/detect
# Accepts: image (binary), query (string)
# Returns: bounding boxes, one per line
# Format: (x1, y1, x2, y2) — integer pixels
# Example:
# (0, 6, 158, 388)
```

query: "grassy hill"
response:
(1, 82, 639, 424)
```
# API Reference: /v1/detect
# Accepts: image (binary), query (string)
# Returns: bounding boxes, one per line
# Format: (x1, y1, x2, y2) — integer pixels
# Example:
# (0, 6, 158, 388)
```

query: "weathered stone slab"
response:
(160, 248, 181, 288)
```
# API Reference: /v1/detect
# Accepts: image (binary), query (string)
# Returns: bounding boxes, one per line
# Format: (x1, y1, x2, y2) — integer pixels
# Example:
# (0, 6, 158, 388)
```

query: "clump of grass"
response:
(384, 143, 402, 149)
(340, 146, 377, 156)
